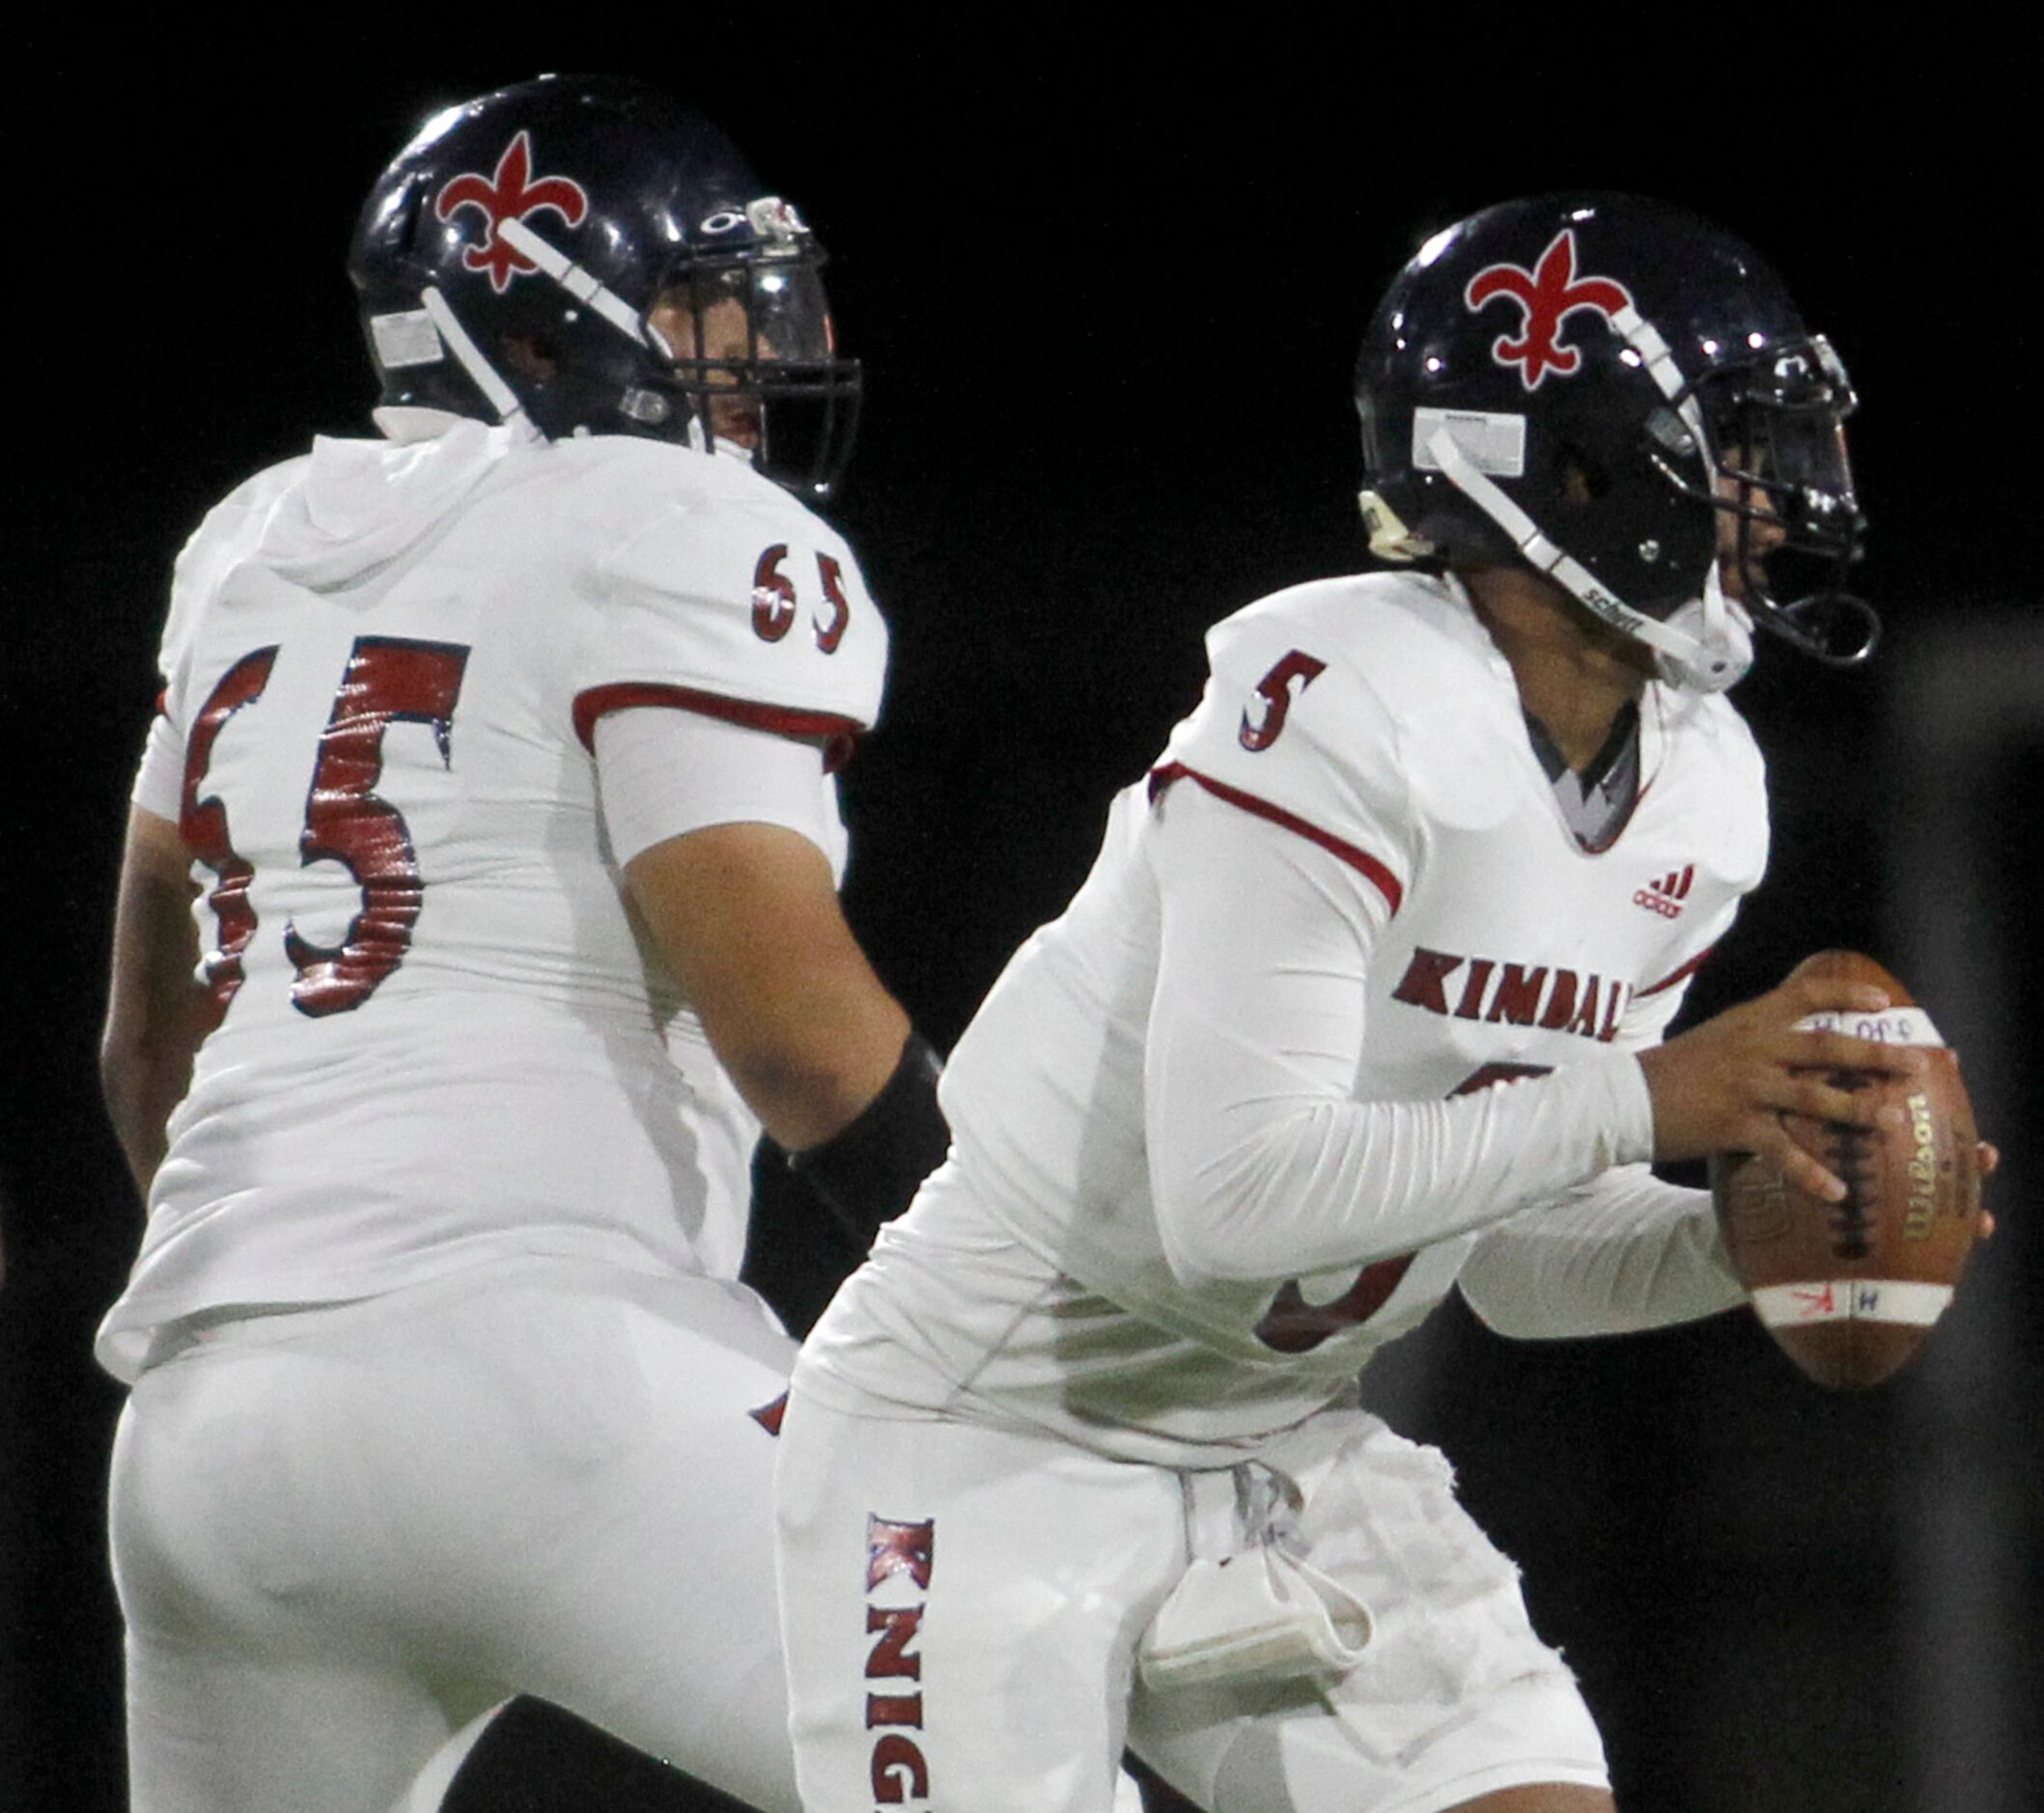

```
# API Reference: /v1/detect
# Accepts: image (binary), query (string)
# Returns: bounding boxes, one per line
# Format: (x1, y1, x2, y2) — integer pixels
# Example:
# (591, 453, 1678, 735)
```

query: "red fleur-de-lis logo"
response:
(1464, 228, 1634, 390)
(434, 131, 590, 293)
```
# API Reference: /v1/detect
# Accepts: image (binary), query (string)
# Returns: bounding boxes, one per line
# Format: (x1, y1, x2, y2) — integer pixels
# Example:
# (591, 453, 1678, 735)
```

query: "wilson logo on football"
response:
(435, 130, 590, 293)
(1634, 864, 1694, 919)
(1465, 229, 1635, 390)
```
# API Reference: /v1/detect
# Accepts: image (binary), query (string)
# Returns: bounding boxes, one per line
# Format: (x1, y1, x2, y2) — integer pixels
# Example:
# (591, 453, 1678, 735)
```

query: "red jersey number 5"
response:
(1239, 650, 1327, 752)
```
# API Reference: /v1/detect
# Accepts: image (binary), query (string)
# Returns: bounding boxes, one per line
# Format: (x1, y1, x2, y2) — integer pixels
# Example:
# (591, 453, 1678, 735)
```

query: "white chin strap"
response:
(1426, 426, 1752, 692)
(1420, 297, 1755, 693)
(1654, 575, 1753, 692)
(419, 287, 532, 432)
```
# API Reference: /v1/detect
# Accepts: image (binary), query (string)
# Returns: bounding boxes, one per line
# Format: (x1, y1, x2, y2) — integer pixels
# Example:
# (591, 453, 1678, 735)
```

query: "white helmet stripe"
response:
(1612, 305, 1715, 455)
(1608, 305, 1685, 401)
(494, 216, 649, 346)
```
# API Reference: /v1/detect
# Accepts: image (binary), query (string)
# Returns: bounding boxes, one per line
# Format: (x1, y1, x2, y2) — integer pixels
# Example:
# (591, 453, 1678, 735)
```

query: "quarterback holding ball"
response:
(772, 195, 1995, 1813)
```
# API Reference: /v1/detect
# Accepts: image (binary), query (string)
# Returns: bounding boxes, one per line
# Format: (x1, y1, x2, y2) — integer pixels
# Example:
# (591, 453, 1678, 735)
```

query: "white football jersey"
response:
(98, 420, 886, 1382)
(798, 572, 1760, 1463)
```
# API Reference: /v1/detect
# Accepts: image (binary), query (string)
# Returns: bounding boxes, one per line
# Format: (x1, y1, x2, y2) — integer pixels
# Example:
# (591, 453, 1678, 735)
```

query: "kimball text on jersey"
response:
(1392, 947, 1632, 1044)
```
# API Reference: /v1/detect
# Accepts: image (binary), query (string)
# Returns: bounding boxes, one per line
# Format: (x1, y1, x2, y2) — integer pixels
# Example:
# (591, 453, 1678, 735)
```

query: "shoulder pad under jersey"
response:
(1151, 573, 1482, 908)
(157, 456, 312, 720)
(575, 439, 887, 747)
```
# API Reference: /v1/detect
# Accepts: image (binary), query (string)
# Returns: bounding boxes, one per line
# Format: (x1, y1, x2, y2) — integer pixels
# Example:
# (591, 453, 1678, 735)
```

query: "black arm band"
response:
(785, 1032, 950, 1243)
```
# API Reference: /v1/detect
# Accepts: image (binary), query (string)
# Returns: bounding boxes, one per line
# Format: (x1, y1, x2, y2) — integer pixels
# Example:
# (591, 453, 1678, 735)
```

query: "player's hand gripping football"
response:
(1637, 956, 1928, 1204)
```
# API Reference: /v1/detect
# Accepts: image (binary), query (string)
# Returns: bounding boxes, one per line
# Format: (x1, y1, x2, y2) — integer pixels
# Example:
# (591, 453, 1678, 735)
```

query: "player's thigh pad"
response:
(1129, 1414, 1609, 1813)
(774, 1388, 1189, 1813)
(111, 1260, 804, 1813)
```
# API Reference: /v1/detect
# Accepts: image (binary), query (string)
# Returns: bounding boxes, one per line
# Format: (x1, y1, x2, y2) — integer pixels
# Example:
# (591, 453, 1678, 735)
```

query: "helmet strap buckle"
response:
(1358, 489, 1436, 562)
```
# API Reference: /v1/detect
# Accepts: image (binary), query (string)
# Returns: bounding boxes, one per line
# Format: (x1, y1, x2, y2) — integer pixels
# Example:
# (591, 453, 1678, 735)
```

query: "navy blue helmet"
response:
(1356, 194, 1872, 688)
(350, 74, 860, 498)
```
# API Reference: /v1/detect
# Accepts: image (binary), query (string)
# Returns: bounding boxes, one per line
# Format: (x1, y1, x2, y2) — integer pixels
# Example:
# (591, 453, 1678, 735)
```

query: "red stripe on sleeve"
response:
(573, 683, 864, 774)
(1637, 944, 1715, 997)
(1148, 762, 1403, 914)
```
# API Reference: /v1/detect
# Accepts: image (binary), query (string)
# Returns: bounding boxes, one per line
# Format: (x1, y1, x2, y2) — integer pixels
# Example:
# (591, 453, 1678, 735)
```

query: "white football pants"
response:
(110, 1259, 803, 1813)
(774, 1386, 1610, 1813)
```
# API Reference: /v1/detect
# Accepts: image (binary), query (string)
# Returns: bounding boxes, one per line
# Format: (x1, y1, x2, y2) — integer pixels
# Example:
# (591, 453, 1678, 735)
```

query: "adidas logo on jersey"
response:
(1634, 865, 1694, 920)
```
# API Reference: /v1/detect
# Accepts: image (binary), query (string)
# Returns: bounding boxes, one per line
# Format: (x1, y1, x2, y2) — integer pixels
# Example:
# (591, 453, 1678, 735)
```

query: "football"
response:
(1710, 951, 1983, 1390)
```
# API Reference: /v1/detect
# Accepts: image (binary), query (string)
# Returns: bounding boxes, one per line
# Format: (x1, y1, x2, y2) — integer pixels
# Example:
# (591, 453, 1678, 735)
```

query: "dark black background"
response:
(6, 32, 2038, 1813)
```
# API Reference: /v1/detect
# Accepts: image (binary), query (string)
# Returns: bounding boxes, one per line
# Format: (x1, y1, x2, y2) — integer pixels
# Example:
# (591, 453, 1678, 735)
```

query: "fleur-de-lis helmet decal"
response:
(1464, 229, 1634, 391)
(434, 130, 590, 293)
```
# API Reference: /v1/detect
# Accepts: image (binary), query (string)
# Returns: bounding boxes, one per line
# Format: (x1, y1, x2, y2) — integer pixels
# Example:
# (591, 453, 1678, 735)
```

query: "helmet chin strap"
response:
(1422, 424, 1754, 693)
(1656, 574, 1754, 691)
(419, 287, 537, 435)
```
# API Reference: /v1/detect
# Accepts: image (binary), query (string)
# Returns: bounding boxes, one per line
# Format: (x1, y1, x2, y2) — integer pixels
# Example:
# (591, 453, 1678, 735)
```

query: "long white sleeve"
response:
(1141, 787, 1656, 1287)
(1455, 933, 1745, 1338)
(1456, 1165, 1743, 1337)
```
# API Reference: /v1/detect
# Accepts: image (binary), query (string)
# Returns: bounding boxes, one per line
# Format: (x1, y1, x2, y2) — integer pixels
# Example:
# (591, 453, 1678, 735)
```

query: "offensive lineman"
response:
(96, 77, 947, 1813)
(772, 195, 1976, 1812)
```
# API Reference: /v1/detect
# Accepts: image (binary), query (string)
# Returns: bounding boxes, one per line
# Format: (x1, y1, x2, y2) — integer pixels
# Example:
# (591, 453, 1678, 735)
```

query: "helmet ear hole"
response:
(1557, 448, 1610, 504)
(499, 333, 559, 382)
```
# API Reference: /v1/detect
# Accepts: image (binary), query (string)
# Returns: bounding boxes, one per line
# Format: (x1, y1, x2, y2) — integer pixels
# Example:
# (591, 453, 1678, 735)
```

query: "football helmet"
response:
(1356, 194, 1873, 689)
(350, 74, 859, 498)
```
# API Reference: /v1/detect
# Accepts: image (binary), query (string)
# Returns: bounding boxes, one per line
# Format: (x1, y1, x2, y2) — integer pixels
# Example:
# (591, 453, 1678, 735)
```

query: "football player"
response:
(97, 75, 948, 1813)
(772, 195, 1967, 1813)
